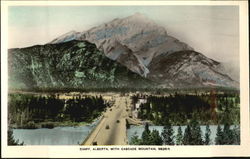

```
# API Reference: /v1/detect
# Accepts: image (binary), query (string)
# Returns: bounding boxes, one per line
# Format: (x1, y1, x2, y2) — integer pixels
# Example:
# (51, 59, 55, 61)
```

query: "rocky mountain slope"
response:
(51, 13, 193, 77)
(8, 40, 154, 90)
(147, 50, 237, 88)
(49, 13, 238, 88)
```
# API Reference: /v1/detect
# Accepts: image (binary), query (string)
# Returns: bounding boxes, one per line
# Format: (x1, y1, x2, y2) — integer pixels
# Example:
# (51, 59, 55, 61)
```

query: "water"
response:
(12, 119, 100, 145)
(127, 125, 239, 145)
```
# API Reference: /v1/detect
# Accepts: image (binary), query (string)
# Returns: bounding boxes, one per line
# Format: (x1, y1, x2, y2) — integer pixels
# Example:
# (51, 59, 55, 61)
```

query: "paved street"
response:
(83, 96, 131, 145)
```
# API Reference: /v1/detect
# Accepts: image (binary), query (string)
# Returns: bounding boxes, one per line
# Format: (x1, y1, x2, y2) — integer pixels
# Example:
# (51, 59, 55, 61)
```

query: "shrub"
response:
(41, 122, 55, 129)
(23, 121, 38, 129)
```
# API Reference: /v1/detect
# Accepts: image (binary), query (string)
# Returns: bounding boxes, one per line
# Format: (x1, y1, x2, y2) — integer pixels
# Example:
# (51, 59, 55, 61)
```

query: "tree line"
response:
(11, 86, 239, 94)
(8, 93, 108, 129)
(133, 92, 240, 125)
(130, 120, 240, 145)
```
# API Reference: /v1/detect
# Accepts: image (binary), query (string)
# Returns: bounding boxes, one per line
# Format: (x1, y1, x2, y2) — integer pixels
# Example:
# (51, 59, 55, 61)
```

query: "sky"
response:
(8, 6, 239, 69)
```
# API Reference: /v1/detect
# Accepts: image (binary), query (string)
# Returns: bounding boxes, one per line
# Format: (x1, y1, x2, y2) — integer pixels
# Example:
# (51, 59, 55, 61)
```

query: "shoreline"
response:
(9, 121, 89, 129)
(8, 87, 240, 95)
(9, 116, 102, 130)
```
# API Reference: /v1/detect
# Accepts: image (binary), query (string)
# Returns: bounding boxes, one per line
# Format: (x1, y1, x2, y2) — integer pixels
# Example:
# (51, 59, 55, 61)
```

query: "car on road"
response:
(106, 125, 110, 129)
(92, 141, 97, 145)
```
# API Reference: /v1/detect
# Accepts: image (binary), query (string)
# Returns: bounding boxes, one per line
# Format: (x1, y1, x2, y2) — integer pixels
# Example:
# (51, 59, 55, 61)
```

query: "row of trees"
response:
(215, 124, 240, 145)
(130, 121, 240, 145)
(133, 92, 240, 125)
(64, 95, 106, 122)
(18, 86, 239, 94)
(8, 93, 108, 128)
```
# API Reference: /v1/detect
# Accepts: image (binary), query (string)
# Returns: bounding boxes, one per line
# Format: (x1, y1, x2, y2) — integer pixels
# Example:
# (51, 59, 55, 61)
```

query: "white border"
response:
(1, 1, 249, 158)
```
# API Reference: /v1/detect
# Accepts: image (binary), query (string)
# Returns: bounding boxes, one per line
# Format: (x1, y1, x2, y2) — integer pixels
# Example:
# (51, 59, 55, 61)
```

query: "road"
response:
(83, 96, 131, 145)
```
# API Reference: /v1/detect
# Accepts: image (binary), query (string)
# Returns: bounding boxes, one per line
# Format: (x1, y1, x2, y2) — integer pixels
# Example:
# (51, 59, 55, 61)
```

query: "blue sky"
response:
(8, 6, 239, 67)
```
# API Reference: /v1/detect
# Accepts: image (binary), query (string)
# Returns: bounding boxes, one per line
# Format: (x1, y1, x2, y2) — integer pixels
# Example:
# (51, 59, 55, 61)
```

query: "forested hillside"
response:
(8, 40, 154, 90)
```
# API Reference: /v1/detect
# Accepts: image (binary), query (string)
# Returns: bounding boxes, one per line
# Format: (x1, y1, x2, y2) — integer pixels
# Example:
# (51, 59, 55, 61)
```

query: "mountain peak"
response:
(50, 30, 80, 44)
(49, 13, 194, 77)
(57, 30, 78, 38)
(130, 12, 147, 18)
(14, 13, 238, 89)
(125, 12, 155, 24)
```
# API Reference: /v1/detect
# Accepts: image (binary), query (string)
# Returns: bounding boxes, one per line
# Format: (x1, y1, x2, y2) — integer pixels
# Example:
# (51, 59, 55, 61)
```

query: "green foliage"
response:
(8, 129, 23, 145)
(183, 125, 192, 145)
(222, 123, 236, 145)
(131, 124, 163, 145)
(8, 93, 108, 128)
(9, 40, 154, 90)
(23, 121, 38, 129)
(189, 120, 203, 145)
(161, 120, 174, 145)
(182, 120, 204, 145)
(204, 125, 211, 145)
(141, 123, 151, 145)
(176, 126, 183, 145)
(215, 124, 240, 145)
(231, 125, 240, 145)
(135, 92, 240, 125)
(41, 122, 55, 129)
(130, 135, 142, 145)
(130, 123, 240, 145)
(150, 129, 163, 145)
(215, 125, 224, 145)
(64, 95, 106, 122)
(130, 91, 240, 146)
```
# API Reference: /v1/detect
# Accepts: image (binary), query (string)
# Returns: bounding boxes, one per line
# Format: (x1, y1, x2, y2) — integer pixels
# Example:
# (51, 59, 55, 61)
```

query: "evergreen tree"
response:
(130, 135, 142, 145)
(215, 125, 224, 145)
(8, 129, 23, 145)
(190, 120, 203, 145)
(141, 123, 151, 145)
(183, 125, 192, 145)
(223, 123, 234, 145)
(204, 125, 211, 145)
(176, 126, 183, 145)
(150, 129, 163, 145)
(231, 125, 240, 145)
(161, 120, 174, 145)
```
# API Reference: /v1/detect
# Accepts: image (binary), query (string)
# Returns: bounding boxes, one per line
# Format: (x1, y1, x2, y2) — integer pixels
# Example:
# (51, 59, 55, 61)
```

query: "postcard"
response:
(1, 0, 249, 158)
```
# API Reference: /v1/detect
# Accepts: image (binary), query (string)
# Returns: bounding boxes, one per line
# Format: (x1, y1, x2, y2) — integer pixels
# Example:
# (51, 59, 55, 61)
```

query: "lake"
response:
(12, 119, 100, 145)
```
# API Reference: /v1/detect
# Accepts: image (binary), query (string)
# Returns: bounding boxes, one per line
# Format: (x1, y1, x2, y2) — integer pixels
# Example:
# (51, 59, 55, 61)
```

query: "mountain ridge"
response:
(48, 13, 238, 88)
(49, 13, 194, 77)
(9, 13, 239, 89)
(8, 40, 155, 90)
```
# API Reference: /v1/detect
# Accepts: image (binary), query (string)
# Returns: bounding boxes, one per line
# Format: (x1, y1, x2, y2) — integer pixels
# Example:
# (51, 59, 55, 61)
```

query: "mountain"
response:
(49, 31, 81, 44)
(49, 13, 238, 88)
(8, 40, 155, 90)
(147, 50, 237, 88)
(49, 13, 193, 77)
